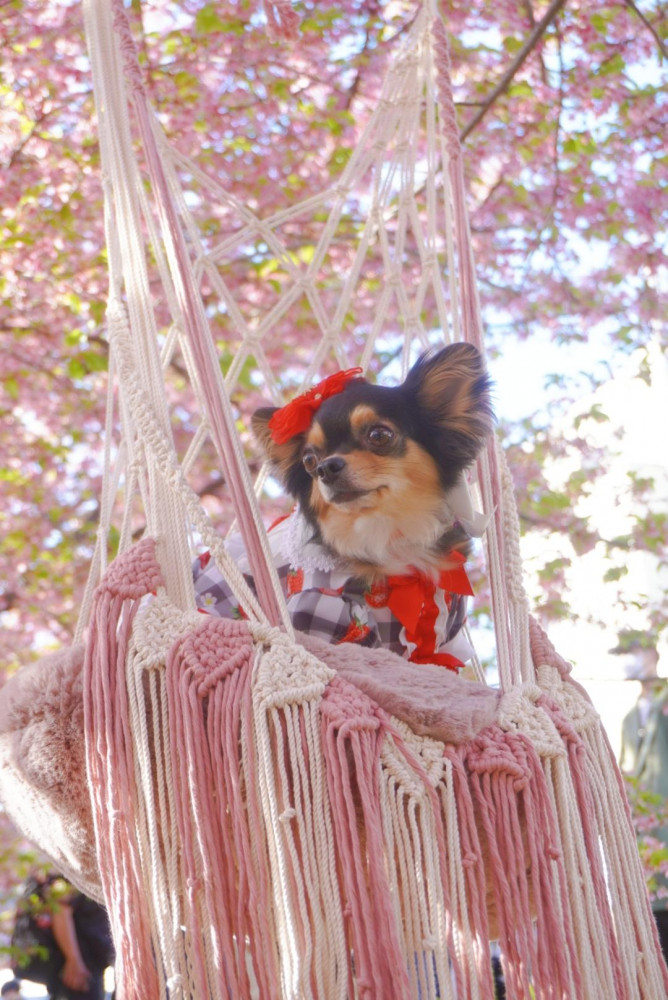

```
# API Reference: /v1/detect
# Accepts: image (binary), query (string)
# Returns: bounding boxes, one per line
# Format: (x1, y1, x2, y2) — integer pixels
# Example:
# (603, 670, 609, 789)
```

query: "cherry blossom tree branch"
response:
(623, 0, 668, 59)
(460, 0, 568, 141)
(550, 18, 565, 218)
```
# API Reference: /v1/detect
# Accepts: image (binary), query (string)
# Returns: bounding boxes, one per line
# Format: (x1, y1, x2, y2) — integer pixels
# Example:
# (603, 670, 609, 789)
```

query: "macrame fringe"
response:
(83, 538, 163, 998)
(530, 620, 668, 999)
(82, 541, 668, 999)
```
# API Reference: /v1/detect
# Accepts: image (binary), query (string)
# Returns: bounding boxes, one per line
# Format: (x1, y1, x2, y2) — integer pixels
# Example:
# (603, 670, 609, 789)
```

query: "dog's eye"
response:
(366, 425, 395, 448)
(302, 452, 318, 474)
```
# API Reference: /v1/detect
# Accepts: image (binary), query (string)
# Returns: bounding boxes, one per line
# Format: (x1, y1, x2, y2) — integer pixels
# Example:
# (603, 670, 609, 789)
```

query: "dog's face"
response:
(252, 343, 494, 578)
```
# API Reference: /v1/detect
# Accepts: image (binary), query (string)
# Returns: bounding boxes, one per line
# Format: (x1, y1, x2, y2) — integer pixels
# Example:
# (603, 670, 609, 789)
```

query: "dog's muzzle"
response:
(315, 456, 346, 484)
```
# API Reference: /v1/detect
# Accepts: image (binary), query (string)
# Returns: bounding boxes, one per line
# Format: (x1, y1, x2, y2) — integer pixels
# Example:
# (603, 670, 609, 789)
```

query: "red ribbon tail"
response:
(438, 551, 474, 597)
(409, 650, 463, 672)
(385, 576, 427, 633)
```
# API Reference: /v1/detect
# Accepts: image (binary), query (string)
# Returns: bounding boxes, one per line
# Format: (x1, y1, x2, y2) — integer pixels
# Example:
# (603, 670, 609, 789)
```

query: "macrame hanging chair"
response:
(13, 0, 666, 997)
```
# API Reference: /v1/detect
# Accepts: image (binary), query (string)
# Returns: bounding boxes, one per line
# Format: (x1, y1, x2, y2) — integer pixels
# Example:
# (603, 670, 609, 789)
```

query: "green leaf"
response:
(589, 11, 615, 33)
(81, 349, 108, 373)
(508, 81, 534, 99)
(328, 147, 353, 176)
(603, 566, 628, 582)
(65, 328, 85, 347)
(597, 52, 625, 77)
(195, 5, 228, 34)
(4, 377, 19, 400)
(67, 357, 87, 380)
(503, 36, 523, 54)
(574, 404, 610, 429)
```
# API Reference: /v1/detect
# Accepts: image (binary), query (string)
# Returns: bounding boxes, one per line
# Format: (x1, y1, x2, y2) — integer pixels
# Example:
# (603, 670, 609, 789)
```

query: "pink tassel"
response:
(540, 694, 630, 997)
(321, 676, 413, 999)
(531, 615, 668, 993)
(165, 617, 281, 998)
(444, 746, 497, 999)
(466, 726, 581, 999)
(84, 539, 163, 999)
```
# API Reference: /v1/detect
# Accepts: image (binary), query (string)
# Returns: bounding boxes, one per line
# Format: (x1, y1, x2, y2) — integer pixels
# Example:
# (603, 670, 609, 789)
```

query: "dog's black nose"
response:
(316, 456, 346, 483)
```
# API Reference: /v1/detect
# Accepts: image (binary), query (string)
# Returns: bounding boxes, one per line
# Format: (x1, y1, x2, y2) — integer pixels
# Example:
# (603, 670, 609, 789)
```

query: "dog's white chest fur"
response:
(321, 506, 450, 577)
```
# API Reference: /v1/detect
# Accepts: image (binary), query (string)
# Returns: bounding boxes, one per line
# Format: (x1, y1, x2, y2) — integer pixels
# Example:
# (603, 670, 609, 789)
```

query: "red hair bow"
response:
(268, 367, 365, 444)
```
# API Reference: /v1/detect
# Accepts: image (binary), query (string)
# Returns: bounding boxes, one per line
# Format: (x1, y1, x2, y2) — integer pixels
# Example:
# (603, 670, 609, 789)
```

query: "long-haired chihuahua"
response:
(251, 342, 494, 584)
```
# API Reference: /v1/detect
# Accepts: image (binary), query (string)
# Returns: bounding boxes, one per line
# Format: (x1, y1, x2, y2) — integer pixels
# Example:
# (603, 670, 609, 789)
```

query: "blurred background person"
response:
(617, 631, 668, 964)
(11, 872, 113, 1000)
(0, 980, 23, 1000)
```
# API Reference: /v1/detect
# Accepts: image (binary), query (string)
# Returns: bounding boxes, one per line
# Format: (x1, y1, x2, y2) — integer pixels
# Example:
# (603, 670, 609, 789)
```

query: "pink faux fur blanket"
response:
(0, 643, 100, 898)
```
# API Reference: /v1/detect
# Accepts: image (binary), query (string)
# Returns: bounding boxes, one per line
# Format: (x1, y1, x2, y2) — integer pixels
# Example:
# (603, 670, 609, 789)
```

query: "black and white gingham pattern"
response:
(193, 553, 404, 651)
(192, 528, 468, 662)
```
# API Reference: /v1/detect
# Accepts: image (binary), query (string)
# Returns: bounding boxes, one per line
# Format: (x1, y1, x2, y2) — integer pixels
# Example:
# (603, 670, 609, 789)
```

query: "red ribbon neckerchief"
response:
(370, 551, 473, 672)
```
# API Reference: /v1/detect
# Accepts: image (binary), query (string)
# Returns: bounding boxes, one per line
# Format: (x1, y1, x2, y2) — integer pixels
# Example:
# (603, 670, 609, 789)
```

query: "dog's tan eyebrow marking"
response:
(350, 404, 383, 433)
(305, 423, 326, 450)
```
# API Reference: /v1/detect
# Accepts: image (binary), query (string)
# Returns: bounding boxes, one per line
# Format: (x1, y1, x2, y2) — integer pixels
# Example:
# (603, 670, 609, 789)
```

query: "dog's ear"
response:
(251, 407, 306, 489)
(406, 343, 494, 461)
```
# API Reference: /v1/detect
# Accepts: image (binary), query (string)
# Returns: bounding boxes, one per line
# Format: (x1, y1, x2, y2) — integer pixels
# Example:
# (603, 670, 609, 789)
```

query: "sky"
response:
(484, 330, 668, 754)
(486, 325, 619, 423)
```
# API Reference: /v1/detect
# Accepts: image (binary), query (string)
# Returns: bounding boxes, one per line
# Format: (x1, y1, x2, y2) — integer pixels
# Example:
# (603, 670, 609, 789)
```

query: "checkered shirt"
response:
(192, 512, 473, 668)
